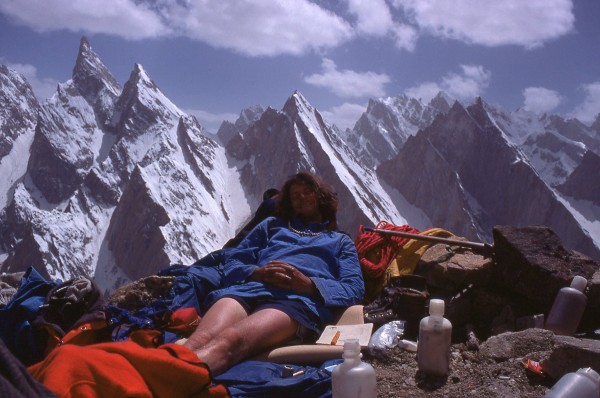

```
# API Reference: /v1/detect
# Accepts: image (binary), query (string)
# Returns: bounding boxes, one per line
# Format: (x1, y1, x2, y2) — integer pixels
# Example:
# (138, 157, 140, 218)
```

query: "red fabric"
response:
(167, 307, 202, 334)
(43, 320, 109, 356)
(28, 339, 229, 398)
(355, 221, 420, 279)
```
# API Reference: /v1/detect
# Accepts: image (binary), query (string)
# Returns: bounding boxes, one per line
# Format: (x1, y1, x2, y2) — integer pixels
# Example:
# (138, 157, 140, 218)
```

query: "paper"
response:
(315, 323, 374, 347)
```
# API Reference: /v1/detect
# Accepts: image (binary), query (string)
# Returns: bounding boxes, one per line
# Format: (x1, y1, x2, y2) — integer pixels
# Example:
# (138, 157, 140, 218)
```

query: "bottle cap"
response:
(576, 367, 600, 388)
(429, 299, 445, 316)
(342, 338, 361, 358)
(570, 276, 588, 292)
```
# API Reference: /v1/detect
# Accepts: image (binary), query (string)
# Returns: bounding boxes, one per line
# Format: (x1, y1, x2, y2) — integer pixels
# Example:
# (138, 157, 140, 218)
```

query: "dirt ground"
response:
(365, 343, 554, 397)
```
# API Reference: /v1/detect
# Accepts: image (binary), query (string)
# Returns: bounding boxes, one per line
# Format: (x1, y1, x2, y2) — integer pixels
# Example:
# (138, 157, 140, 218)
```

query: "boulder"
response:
(542, 335, 600, 379)
(492, 225, 600, 331)
(479, 328, 554, 361)
(106, 275, 175, 311)
(416, 243, 494, 292)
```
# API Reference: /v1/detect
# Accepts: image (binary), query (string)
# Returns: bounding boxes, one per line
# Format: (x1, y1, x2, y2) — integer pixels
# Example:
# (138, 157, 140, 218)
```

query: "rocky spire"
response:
(72, 36, 121, 128)
(113, 63, 183, 139)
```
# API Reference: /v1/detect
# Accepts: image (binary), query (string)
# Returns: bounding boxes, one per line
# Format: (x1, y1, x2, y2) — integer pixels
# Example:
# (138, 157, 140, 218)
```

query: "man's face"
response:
(289, 182, 320, 220)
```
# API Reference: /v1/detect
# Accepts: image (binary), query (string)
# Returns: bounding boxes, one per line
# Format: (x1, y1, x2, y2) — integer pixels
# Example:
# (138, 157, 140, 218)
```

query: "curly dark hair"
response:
(276, 172, 338, 231)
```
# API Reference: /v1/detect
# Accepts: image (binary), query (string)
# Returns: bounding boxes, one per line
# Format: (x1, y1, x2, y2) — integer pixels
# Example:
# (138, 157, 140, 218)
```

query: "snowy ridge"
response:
(0, 39, 254, 289)
(42, 82, 105, 167)
(484, 102, 588, 187)
(0, 129, 34, 209)
(1, 37, 600, 288)
(292, 92, 405, 226)
(343, 93, 449, 168)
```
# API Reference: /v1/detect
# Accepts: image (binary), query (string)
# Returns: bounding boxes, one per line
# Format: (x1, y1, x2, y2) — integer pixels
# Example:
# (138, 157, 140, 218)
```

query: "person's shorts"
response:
(224, 295, 320, 342)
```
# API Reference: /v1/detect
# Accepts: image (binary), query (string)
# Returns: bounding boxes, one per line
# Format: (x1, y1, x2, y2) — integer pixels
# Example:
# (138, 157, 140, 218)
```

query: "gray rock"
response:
(493, 225, 600, 331)
(417, 243, 494, 291)
(479, 329, 555, 361)
(542, 335, 600, 379)
(106, 275, 175, 311)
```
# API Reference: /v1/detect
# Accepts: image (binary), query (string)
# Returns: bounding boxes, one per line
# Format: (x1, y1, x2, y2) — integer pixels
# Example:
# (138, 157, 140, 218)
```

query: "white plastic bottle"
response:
(332, 338, 376, 398)
(545, 275, 588, 336)
(544, 367, 600, 398)
(417, 299, 452, 376)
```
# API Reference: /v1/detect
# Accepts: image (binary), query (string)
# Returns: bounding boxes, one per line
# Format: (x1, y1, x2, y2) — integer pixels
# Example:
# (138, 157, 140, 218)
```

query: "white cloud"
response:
(305, 58, 390, 98)
(321, 102, 367, 130)
(392, 24, 419, 51)
(405, 64, 490, 103)
(0, 0, 353, 57)
(0, 0, 169, 39)
(347, 0, 417, 51)
(442, 65, 491, 100)
(392, 0, 574, 48)
(184, 108, 238, 134)
(170, 0, 353, 56)
(347, 0, 394, 36)
(405, 82, 442, 103)
(571, 82, 600, 124)
(522, 87, 563, 114)
(4, 61, 58, 101)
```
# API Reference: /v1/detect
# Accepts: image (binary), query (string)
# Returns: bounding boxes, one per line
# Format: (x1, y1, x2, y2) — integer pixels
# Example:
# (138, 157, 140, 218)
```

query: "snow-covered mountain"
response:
(221, 90, 405, 235)
(339, 91, 600, 258)
(0, 38, 404, 291)
(340, 92, 452, 168)
(1, 37, 599, 291)
(0, 38, 249, 290)
(377, 99, 600, 258)
(483, 104, 591, 188)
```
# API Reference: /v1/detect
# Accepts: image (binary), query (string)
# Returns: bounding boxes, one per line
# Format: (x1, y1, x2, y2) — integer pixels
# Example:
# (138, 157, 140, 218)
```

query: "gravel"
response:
(366, 343, 554, 397)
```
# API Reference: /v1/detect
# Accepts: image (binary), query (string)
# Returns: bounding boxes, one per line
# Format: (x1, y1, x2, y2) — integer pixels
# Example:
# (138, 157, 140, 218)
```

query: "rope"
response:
(355, 221, 420, 279)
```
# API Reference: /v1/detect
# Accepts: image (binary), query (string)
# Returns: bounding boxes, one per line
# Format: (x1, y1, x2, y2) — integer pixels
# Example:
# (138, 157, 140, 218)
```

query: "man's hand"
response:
(249, 260, 317, 296)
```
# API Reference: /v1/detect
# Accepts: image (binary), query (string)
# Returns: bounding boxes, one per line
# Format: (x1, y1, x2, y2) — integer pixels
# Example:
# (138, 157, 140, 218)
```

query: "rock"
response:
(0, 271, 24, 288)
(106, 166, 171, 281)
(479, 329, 555, 361)
(416, 243, 494, 292)
(106, 275, 175, 311)
(493, 225, 600, 331)
(0, 271, 23, 305)
(542, 335, 600, 379)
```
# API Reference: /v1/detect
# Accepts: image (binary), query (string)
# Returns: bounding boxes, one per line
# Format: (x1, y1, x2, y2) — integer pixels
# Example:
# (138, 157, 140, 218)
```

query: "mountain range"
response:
(1, 37, 599, 292)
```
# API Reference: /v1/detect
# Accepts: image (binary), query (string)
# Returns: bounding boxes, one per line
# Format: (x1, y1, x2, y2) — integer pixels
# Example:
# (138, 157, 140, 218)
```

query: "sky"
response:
(0, 0, 599, 133)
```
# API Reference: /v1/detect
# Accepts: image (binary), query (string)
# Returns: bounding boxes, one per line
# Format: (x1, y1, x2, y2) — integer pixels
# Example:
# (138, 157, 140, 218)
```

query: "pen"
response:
(331, 330, 341, 345)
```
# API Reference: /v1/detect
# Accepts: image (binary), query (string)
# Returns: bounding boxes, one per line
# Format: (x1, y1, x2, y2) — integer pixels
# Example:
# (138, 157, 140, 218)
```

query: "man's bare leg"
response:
(187, 304, 299, 376)
(184, 297, 249, 351)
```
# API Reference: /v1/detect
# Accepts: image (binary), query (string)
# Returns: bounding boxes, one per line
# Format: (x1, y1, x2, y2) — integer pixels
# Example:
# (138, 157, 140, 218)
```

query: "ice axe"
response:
(363, 227, 494, 257)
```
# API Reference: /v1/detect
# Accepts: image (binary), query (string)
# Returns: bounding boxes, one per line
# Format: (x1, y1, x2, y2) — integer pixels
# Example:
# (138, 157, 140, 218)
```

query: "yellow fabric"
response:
(387, 228, 454, 278)
(363, 228, 455, 302)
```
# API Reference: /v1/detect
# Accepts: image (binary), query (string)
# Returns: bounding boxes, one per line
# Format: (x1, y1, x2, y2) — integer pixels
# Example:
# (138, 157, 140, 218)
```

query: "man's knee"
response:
(206, 327, 249, 363)
(184, 329, 214, 351)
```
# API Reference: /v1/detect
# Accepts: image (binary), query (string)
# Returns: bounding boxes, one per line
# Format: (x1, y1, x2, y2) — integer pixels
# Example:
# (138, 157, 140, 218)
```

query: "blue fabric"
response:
(206, 217, 364, 333)
(106, 256, 226, 342)
(215, 359, 341, 398)
(0, 267, 59, 365)
(156, 259, 225, 314)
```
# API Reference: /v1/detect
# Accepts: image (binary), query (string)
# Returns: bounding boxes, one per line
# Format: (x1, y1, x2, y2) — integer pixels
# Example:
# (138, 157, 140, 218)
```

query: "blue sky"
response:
(1, 0, 599, 133)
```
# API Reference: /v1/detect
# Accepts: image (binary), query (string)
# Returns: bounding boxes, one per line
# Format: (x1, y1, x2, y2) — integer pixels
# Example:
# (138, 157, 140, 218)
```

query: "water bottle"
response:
(545, 275, 588, 336)
(332, 338, 376, 398)
(544, 367, 600, 398)
(417, 298, 452, 376)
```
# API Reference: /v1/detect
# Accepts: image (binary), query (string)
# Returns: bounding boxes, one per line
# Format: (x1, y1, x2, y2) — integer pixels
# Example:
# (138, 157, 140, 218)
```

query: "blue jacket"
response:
(0, 267, 58, 365)
(205, 217, 365, 332)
